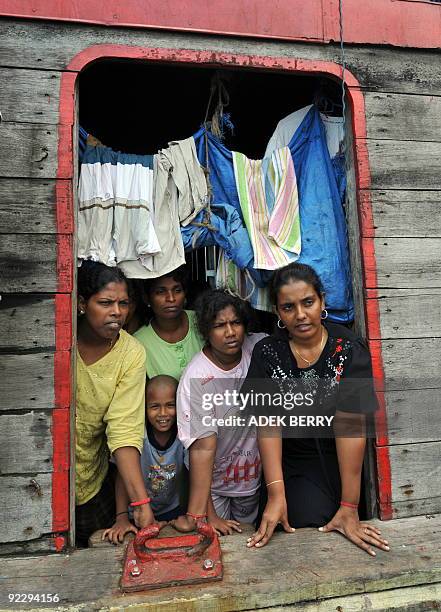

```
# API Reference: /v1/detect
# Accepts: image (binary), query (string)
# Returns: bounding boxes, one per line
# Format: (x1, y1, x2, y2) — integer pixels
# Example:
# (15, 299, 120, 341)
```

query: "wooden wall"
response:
(0, 21, 74, 552)
(0, 17, 440, 550)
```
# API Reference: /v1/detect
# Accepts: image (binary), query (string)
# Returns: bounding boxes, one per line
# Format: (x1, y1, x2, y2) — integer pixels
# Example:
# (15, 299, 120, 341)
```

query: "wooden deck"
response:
(1, 514, 440, 611)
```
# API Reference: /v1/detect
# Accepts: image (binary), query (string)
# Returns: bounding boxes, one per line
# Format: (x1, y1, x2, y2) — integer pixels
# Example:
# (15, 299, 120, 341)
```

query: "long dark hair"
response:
(270, 263, 324, 305)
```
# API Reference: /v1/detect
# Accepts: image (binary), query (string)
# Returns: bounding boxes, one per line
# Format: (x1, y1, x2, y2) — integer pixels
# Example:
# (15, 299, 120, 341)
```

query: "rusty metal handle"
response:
(133, 521, 215, 562)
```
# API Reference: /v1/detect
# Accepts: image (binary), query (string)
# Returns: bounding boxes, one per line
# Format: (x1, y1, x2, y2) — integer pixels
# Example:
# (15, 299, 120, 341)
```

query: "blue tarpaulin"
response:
(193, 107, 354, 323)
(180, 203, 253, 271)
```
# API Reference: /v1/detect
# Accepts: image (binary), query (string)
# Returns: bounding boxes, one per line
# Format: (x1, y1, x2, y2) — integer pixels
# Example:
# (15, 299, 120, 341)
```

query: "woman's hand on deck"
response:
(132, 503, 155, 529)
(102, 515, 137, 545)
(318, 506, 390, 556)
(247, 496, 294, 548)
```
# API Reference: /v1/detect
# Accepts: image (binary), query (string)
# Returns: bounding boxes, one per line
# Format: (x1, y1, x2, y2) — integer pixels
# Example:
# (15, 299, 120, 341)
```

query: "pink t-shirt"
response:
(177, 333, 266, 497)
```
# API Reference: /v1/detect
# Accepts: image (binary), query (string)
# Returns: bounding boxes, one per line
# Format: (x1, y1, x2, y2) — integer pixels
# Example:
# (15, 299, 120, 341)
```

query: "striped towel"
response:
(232, 147, 301, 270)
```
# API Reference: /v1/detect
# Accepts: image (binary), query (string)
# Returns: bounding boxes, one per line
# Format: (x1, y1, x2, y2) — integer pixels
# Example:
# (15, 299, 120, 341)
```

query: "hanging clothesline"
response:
(193, 106, 353, 322)
(78, 102, 353, 323)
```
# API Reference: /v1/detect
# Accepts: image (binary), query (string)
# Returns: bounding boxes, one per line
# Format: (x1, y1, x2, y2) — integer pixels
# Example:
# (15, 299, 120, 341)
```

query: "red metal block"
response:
(121, 522, 223, 592)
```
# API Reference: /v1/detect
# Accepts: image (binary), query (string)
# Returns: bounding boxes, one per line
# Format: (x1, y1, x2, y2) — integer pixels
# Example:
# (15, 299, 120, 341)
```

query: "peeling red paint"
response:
(53, 534, 67, 552)
(51, 409, 70, 532)
(0, 0, 440, 49)
(50, 71, 75, 544)
(54, 294, 71, 351)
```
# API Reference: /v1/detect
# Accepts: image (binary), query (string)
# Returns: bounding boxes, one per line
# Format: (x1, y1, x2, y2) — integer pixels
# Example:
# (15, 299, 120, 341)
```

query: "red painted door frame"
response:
(54, 46, 392, 549)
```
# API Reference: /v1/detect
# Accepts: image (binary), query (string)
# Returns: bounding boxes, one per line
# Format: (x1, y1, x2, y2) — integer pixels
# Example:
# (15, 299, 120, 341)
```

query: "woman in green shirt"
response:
(134, 266, 204, 380)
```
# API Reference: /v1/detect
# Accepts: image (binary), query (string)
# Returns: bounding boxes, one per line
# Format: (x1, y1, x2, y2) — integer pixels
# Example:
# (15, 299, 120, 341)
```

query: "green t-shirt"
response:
(134, 310, 204, 381)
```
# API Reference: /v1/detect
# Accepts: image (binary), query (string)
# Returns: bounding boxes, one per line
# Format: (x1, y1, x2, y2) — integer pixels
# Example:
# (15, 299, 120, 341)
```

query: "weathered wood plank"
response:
(0, 353, 54, 411)
(1, 19, 441, 94)
(365, 238, 441, 288)
(0, 178, 56, 234)
(344, 104, 366, 336)
(0, 122, 59, 179)
(0, 295, 55, 351)
(0, 234, 73, 293)
(266, 584, 441, 612)
(368, 289, 441, 339)
(392, 496, 441, 519)
(0, 67, 60, 124)
(345, 105, 376, 516)
(0, 412, 52, 475)
(364, 190, 441, 238)
(390, 441, 441, 515)
(0, 535, 61, 556)
(0, 235, 56, 292)
(0, 178, 74, 234)
(0, 473, 52, 543)
(364, 140, 441, 190)
(372, 338, 441, 391)
(364, 91, 441, 142)
(382, 388, 441, 445)
(0, 515, 440, 610)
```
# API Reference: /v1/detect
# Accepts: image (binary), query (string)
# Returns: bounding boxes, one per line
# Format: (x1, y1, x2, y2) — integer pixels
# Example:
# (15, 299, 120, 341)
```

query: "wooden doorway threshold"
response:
(1, 514, 440, 611)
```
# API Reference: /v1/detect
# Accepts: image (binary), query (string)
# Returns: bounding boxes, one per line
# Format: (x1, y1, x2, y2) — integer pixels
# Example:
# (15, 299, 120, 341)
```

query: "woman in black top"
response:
(245, 263, 390, 556)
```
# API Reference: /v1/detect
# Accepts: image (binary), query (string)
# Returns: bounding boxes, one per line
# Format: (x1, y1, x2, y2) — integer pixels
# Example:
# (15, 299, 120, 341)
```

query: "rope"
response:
(222, 267, 256, 302)
(192, 74, 228, 232)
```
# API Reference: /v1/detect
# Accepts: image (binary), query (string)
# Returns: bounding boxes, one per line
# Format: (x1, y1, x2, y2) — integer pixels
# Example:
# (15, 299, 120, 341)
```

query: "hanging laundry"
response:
(193, 126, 242, 216)
(216, 250, 272, 313)
(119, 136, 208, 279)
(233, 146, 301, 270)
(164, 137, 208, 226)
(180, 202, 254, 271)
(79, 126, 88, 162)
(264, 104, 344, 160)
(288, 106, 354, 322)
(193, 127, 271, 288)
(195, 107, 353, 322)
(78, 145, 160, 270)
(78, 128, 104, 163)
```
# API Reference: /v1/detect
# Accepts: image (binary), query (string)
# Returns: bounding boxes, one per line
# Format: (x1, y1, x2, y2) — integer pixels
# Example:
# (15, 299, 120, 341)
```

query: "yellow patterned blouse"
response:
(75, 330, 146, 505)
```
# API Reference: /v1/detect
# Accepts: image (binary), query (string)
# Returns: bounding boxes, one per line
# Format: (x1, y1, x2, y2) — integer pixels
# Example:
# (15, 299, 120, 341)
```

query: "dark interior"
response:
(79, 60, 343, 158)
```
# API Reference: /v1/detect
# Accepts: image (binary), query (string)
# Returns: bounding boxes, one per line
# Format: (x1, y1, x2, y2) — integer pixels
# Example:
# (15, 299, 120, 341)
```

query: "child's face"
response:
(146, 383, 177, 433)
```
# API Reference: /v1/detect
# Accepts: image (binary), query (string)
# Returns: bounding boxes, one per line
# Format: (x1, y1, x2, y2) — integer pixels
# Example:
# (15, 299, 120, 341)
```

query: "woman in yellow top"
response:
(76, 262, 154, 546)
(134, 266, 204, 380)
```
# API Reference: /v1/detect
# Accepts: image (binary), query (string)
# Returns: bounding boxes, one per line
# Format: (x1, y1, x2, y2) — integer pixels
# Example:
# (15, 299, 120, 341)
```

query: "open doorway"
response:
(78, 59, 349, 312)
(74, 57, 376, 547)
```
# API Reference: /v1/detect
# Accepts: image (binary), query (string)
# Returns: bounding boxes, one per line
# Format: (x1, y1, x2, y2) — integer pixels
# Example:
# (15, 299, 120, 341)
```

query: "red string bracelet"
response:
(130, 498, 151, 507)
(340, 501, 358, 509)
(186, 511, 207, 520)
